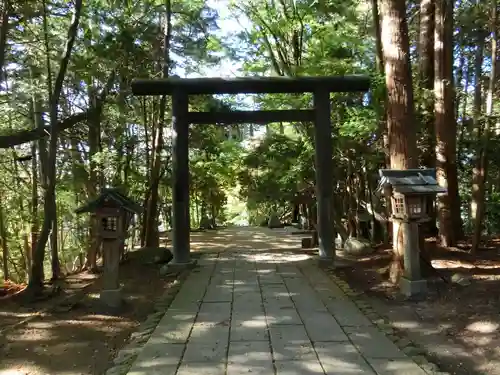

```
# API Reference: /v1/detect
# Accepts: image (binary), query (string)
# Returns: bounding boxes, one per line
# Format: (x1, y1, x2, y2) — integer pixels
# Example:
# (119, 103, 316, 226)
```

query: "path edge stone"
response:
(103, 261, 198, 375)
(324, 268, 450, 375)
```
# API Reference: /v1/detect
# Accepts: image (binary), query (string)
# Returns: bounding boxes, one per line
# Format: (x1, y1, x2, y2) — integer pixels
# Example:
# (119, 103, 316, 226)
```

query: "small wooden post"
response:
(97, 208, 124, 308)
(171, 90, 191, 264)
(102, 240, 121, 291)
(402, 221, 422, 280)
(313, 89, 334, 261)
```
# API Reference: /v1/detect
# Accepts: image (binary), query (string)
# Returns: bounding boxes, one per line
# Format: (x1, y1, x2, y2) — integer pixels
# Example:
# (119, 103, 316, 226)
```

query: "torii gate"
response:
(131, 76, 370, 265)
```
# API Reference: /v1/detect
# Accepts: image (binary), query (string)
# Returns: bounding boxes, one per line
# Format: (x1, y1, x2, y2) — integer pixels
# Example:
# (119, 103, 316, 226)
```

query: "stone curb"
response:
(103, 264, 196, 375)
(326, 271, 450, 375)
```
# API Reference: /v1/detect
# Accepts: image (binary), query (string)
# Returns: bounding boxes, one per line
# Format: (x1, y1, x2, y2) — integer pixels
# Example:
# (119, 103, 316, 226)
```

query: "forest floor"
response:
(0, 256, 180, 375)
(0, 232, 229, 375)
(333, 238, 500, 375)
(2, 228, 500, 375)
(0, 228, 300, 375)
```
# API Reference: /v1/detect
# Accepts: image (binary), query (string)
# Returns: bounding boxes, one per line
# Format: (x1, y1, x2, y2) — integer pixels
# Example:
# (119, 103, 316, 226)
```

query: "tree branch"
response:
(0, 111, 91, 148)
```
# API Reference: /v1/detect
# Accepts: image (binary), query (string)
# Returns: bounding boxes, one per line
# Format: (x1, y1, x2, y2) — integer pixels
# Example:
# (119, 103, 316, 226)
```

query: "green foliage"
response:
(238, 132, 314, 222)
(0, 0, 225, 282)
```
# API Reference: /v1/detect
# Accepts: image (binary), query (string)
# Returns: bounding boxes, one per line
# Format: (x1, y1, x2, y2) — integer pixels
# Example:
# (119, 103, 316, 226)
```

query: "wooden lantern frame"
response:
(377, 168, 447, 223)
(95, 207, 125, 240)
(390, 192, 427, 222)
(76, 188, 142, 242)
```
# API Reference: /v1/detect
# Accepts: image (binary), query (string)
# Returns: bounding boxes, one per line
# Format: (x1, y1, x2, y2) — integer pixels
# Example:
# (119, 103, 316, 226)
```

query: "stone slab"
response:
(148, 321, 194, 344)
(275, 360, 325, 375)
(344, 326, 407, 359)
(263, 296, 295, 309)
(182, 341, 228, 363)
(233, 285, 260, 294)
(176, 362, 226, 375)
(272, 342, 318, 361)
(230, 325, 269, 341)
(231, 312, 267, 325)
(367, 358, 428, 375)
(196, 302, 231, 325)
(227, 363, 274, 375)
(324, 299, 373, 327)
(265, 308, 302, 326)
(203, 286, 233, 302)
(302, 312, 349, 342)
(127, 364, 178, 375)
(314, 342, 375, 374)
(188, 323, 229, 343)
(228, 340, 272, 363)
(268, 324, 310, 344)
(232, 300, 264, 312)
(125, 237, 426, 375)
(294, 299, 329, 313)
(127, 342, 185, 372)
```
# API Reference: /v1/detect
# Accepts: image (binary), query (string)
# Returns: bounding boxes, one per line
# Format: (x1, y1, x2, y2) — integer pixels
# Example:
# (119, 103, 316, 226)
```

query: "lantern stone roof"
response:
(377, 168, 447, 195)
(75, 188, 143, 214)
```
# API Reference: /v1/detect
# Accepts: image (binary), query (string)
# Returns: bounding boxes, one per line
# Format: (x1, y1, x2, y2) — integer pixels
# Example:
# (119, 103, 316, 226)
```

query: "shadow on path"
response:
(126, 233, 427, 375)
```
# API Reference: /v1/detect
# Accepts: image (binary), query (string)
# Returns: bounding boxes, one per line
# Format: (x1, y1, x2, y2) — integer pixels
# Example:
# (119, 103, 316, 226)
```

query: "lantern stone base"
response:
(399, 277, 427, 297)
(100, 288, 123, 308)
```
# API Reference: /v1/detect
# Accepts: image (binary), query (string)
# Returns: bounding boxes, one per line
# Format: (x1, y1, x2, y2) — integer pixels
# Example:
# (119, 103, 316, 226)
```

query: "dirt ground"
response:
(334, 238, 500, 375)
(4, 227, 500, 375)
(0, 228, 300, 375)
(0, 256, 181, 375)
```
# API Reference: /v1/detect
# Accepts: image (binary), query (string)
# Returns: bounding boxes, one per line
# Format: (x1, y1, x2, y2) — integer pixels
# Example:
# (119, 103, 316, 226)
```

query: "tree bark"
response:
(41, 0, 61, 281)
(0, 0, 10, 83)
(29, 66, 44, 279)
(0, 199, 9, 280)
(380, 0, 418, 169)
(83, 71, 116, 270)
(434, 0, 461, 247)
(145, 0, 173, 248)
(471, 1, 497, 254)
(380, 0, 418, 282)
(419, 0, 435, 168)
(372, 0, 392, 243)
(470, 31, 486, 251)
(27, 0, 83, 295)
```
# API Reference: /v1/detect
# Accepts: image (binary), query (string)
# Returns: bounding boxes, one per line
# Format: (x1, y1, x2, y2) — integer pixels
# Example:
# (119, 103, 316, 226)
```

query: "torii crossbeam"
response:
(131, 75, 370, 265)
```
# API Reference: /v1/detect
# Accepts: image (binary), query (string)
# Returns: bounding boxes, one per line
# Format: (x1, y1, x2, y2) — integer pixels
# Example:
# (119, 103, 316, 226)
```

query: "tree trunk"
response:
(0, 0, 10, 83)
(371, 0, 390, 168)
(419, 0, 435, 168)
(470, 31, 486, 250)
(380, 0, 418, 283)
(145, 0, 173, 248)
(471, 2, 497, 254)
(418, 0, 439, 241)
(81, 71, 116, 268)
(0, 199, 9, 280)
(26, 0, 83, 296)
(435, 0, 461, 247)
(30, 139, 38, 274)
(50, 205, 60, 280)
(457, 62, 470, 158)
(85, 83, 100, 271)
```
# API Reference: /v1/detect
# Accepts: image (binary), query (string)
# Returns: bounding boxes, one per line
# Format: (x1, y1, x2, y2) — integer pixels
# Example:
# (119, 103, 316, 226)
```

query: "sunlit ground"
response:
(187, 226, 303, 253)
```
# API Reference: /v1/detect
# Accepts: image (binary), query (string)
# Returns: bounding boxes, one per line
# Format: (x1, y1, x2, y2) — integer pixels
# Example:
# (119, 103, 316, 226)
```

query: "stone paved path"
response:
(127, 250, 427, 375)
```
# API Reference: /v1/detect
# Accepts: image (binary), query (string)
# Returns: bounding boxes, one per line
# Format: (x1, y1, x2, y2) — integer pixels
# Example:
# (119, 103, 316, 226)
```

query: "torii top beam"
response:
(131, 75, 371, 96)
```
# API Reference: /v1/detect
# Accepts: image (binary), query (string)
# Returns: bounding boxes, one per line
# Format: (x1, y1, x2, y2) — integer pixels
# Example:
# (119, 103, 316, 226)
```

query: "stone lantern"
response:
(76, 188, 142, 309)
(377, 169, 446, 297)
